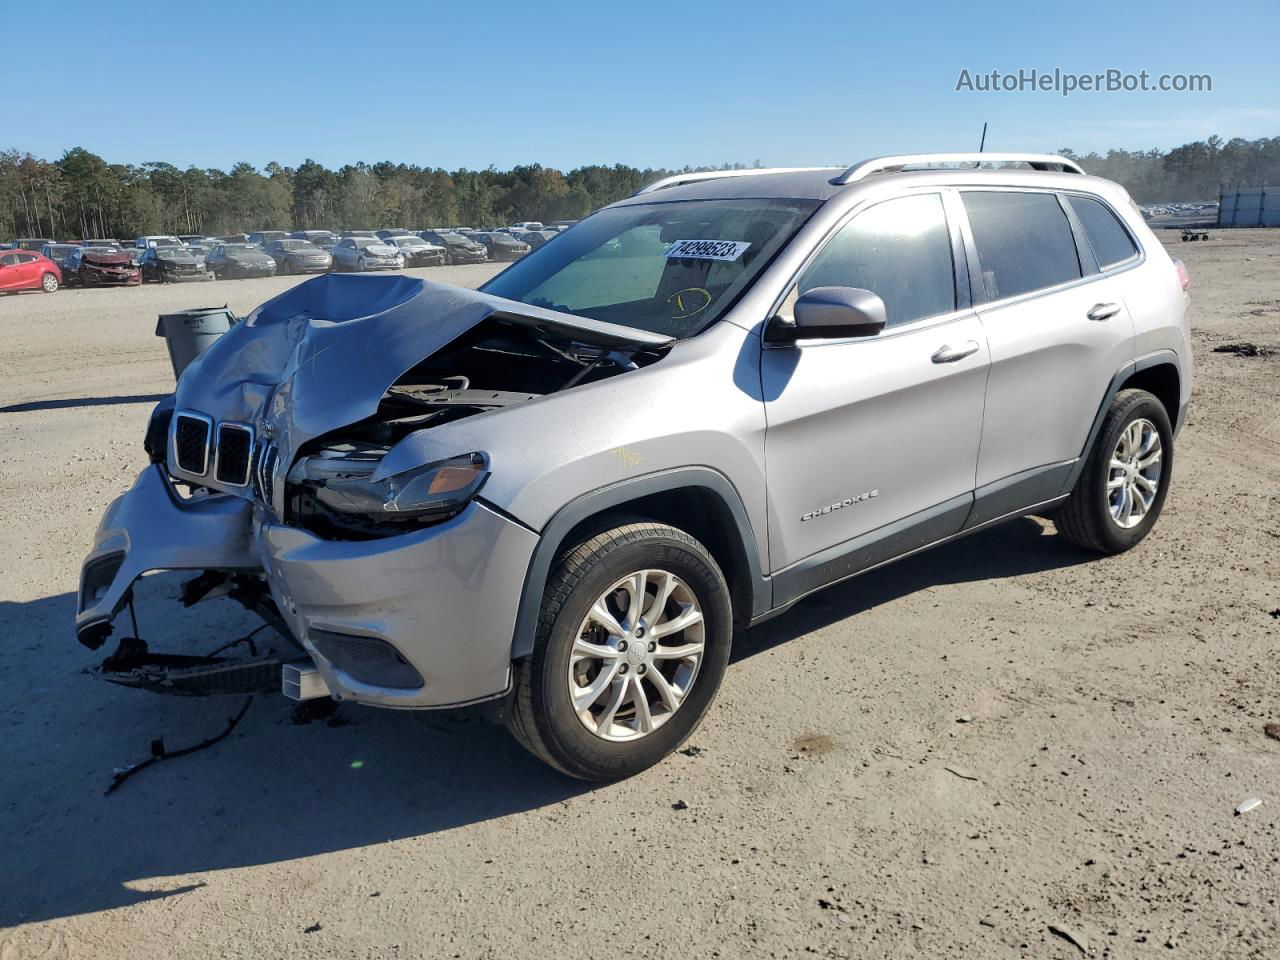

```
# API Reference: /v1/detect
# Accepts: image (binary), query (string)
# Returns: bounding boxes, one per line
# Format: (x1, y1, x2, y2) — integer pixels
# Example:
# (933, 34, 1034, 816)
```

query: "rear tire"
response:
(507, 522, 732, 781)
(1056, 388, 1173, 554)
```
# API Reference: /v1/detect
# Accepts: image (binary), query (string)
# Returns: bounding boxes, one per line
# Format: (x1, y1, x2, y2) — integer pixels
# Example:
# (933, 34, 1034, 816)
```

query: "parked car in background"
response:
(384, 234, 447, 267)
(418, 230, 488, 264)
(476, 231, 531, 261)
(63, 246, 141, 286)
(518, 230, 558, 251)
(40, 243, 79, 272)
(265, 238, 332, 274)
(140, 244, 212, 283)
(178, 235, 210, 246)
(0, 250, 61, 293)
(341, 230, 378, 239)
(511, 221, 544, 232)
(14, 238, 52, 251)
(248, 231, 289, 248)
(549, 220, 578, 231)
(79, 238, 123, 249)
(135, 235, 181, 249)
(330, 236, 404, 271)
(376, 228, 415, 240)
(219, 233, 251, 244)
(207, 242, 277, 279)
(290, 230, 338, 250)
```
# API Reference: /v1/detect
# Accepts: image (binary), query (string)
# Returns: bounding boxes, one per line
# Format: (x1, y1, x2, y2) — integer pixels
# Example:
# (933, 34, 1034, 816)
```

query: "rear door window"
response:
(1066, 194, 1139, 269)
(962, 191, 1081, 301)
(795, 193, 955, 328)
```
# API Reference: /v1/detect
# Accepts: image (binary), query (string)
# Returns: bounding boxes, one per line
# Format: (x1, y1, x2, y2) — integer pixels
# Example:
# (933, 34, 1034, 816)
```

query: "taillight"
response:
(1173, 257, 1190, 292)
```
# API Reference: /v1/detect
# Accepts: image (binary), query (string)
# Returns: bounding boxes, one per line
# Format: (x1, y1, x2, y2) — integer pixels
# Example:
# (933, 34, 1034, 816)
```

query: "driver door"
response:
(761, 192, 989, 598)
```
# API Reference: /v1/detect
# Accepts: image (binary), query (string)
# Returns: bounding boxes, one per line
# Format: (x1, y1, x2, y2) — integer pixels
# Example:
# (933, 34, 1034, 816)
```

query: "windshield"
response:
(394, 237, 426, 247)
(481, 198, 816, 338)
(224, 244, 257, 255)
(279, 240, 317, 251)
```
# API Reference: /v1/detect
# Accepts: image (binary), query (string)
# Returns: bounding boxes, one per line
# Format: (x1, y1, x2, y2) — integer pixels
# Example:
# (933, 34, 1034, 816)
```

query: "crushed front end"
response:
(75, 273, 668, 710)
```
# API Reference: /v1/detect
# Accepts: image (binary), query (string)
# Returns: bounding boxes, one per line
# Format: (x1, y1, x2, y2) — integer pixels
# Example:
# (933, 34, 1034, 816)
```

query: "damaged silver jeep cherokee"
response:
(77, 155, 1192, 780)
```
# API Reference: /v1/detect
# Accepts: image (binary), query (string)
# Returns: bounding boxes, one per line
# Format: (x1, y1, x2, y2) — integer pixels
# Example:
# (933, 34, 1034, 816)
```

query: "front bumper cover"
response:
(255, 499, 537, 708)
(77, 465, 258, 648)
(77, 465, 538, 709)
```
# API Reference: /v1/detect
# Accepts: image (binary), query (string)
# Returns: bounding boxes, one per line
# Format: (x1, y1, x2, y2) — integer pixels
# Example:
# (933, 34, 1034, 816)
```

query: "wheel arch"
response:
(1118, 360, 1180, 431)
(508, 468, 769, 661)
(1063, 349, 1182, 494)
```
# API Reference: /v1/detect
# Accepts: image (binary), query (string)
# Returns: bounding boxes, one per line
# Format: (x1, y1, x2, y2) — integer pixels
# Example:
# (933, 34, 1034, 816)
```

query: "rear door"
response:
(960, 189, 1136, 518)
(762, 191, 990, 588)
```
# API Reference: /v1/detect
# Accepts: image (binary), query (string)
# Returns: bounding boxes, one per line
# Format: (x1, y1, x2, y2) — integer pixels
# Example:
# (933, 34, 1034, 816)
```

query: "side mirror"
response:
(788, 286, 887, 340)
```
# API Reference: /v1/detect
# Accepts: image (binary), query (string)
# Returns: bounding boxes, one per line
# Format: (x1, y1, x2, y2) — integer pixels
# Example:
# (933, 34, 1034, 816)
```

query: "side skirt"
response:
(760, 475, 1073, 621)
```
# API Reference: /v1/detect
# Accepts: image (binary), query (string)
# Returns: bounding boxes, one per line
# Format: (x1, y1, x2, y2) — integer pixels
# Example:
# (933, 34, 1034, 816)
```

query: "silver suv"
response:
(76, 154, 1191, 780)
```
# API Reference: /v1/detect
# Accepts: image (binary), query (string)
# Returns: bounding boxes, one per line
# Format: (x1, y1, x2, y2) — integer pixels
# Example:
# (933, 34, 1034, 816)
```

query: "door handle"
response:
(1087, 302, 1121, 322)
(931, 340, 981, 364)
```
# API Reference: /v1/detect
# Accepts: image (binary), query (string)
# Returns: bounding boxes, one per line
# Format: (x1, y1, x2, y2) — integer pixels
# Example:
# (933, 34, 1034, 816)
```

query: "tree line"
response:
(0, 149, 741, 242)
(3, 135, 1278, 241)
(1060, 135, 1280, 205)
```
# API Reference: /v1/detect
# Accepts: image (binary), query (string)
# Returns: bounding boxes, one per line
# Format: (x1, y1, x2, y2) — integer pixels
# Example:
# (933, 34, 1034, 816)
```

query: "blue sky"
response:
(10, 0, 1278, 171)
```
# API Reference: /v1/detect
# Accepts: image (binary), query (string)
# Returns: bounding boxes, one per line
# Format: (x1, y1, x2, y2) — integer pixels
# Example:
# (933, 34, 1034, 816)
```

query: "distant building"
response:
(1218, 186, 1280, 227)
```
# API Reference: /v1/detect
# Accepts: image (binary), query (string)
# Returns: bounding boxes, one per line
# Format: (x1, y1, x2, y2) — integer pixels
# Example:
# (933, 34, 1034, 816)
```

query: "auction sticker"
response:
(665, 239, 751, 261)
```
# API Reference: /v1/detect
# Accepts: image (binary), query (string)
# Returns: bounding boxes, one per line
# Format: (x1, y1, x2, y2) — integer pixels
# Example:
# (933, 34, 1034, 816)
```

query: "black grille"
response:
(215, 424, 253, 485)
(174, 414, 210, 474)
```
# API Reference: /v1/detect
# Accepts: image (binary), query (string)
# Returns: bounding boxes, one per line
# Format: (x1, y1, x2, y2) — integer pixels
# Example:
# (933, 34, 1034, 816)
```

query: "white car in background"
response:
(329, 237, 405, 272)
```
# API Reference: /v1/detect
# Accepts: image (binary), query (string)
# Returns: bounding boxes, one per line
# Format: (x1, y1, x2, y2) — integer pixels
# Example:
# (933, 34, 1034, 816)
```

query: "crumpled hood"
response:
(170, 273, 672, 499)
(82, 250, 133, 267)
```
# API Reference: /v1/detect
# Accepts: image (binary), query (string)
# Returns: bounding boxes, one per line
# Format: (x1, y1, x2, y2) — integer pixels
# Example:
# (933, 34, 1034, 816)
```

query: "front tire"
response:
(40, 272, 59, 293)
(357, 256, 367, 272)
(1056, 388, 1173, 554)
(507, 522, 732, 781)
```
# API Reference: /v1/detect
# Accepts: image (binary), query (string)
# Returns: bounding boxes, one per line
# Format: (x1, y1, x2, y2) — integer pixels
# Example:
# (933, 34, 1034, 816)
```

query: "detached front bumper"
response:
(76, 466, 538, 709)
(77, 466, 258, 648)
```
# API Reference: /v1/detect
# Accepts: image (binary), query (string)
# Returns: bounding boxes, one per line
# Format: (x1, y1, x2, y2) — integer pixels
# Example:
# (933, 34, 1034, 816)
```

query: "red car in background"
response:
(0, 249, 62, 293)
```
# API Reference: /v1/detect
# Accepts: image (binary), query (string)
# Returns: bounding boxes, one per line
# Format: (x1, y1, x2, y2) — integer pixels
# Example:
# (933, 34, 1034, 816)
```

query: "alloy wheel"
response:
(568, 569, 705, 742)
(1108, 417, 1162, 528)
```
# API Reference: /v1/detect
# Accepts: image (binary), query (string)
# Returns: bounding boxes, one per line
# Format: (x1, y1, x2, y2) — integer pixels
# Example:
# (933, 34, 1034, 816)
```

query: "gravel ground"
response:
(1, 240, 1277, 959)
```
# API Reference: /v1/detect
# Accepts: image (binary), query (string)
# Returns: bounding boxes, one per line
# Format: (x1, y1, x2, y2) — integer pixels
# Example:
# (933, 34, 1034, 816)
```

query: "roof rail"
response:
(830, 153, 1084, 186)
(633, 167, 832, 196)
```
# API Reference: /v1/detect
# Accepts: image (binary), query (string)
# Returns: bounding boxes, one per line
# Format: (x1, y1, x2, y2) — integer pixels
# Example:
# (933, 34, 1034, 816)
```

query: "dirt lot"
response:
(1, 238, 1278, 959)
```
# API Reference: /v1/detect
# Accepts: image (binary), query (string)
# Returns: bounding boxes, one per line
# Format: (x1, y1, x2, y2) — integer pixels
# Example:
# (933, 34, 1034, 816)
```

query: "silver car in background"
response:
(76, 154, 1191, 781)
(329, 236, 404, 272)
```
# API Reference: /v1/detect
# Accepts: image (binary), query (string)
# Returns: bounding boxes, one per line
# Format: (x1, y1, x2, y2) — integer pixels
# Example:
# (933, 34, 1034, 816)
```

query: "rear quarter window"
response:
(962, 191, 1081, 301)
(1066, 194, 1139, 269)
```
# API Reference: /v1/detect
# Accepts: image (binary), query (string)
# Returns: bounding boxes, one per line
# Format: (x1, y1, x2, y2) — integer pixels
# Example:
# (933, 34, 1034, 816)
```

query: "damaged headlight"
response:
(288, 445, 489, 535)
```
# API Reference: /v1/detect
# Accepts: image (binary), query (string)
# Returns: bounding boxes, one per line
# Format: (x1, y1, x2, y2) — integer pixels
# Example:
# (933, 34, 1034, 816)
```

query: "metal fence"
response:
(1218, 186, 1280, 227)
